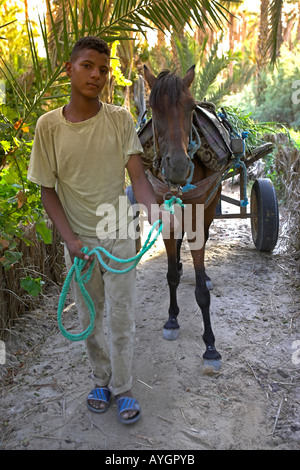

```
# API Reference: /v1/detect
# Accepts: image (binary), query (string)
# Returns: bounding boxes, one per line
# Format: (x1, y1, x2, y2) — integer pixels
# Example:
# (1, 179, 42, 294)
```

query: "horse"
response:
(138, 65, 236, 372)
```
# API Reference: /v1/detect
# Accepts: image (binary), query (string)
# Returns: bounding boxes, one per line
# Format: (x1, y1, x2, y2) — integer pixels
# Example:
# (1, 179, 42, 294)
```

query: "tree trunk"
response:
(256, 0, 269, 106)
(297, 0, 300, 42)
(156, 29, 167, 70)
(24, 0, 29, 21)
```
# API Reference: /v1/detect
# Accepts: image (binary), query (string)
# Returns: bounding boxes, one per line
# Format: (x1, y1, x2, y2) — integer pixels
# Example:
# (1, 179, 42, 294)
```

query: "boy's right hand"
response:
(66, 237, 94, 269)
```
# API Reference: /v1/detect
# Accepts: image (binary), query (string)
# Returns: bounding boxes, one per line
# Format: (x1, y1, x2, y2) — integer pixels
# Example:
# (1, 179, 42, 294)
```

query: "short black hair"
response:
(70, 36, 110, 61)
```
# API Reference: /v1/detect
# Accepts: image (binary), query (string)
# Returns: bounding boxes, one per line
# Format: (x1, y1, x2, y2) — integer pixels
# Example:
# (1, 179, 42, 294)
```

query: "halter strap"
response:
(151, 118, 160, 171)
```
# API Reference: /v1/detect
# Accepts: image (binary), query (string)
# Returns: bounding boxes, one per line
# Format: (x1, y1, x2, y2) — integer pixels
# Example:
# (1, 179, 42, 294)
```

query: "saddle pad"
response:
(193, 105, 232, 165)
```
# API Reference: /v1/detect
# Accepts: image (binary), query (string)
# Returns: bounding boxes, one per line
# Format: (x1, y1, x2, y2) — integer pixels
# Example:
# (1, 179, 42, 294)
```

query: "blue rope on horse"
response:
(217, 112, 249, 207)
(231, 129, 249, 207)
(205, 130, 250, 208)
(57, 220, 163, 342)
(163, 196, 185, 214)
(182, 123, 201, 193)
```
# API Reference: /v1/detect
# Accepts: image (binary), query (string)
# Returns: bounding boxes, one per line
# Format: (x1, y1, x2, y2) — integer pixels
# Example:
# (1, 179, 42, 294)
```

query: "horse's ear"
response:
(183, 65, 195, 88)
(144, 65, 157, 89)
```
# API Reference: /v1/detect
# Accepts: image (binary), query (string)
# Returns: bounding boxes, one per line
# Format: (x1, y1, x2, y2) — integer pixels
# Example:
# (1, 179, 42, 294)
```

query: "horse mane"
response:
(149, 70, 185, 108)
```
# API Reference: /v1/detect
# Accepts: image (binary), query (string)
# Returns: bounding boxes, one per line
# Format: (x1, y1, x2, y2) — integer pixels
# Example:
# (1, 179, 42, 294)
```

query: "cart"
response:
(213, 143, 279, 252)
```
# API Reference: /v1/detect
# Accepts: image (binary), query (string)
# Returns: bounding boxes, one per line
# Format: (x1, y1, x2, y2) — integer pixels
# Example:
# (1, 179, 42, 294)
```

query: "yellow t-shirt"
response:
(27, 103, 143, 237)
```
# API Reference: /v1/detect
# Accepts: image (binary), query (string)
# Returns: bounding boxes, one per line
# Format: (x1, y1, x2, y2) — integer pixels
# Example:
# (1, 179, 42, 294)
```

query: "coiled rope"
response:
(57, 219, 163, 342)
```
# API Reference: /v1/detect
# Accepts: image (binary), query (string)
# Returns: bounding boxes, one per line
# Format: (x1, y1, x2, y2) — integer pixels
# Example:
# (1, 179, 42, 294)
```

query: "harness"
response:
(149, 107, 249, 210)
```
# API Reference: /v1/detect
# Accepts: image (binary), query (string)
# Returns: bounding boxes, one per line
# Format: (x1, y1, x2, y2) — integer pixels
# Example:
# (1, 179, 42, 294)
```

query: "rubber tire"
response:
(250, 178, 279, 252)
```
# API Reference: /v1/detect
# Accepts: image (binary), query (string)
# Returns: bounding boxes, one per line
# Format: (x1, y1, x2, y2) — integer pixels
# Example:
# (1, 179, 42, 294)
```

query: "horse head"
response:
(144, 65, 196, 187)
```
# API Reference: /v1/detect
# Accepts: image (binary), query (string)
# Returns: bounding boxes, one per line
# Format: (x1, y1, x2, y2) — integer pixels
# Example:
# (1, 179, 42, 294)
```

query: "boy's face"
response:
(66, 48, 110, 100)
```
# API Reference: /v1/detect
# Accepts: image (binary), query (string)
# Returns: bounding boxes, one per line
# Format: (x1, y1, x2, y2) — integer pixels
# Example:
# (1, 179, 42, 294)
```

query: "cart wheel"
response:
(250, 178, 279, 252)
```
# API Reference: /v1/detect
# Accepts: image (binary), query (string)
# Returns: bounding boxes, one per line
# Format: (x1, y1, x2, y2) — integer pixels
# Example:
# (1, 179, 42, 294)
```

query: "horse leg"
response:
(204, 225, 213, 291)
(191, 248, 222, 371)
(163, 236, 181, 340)
(203, 187, 221, 289)
(176, 232, 185, 276)
(190, 190, 222, 371)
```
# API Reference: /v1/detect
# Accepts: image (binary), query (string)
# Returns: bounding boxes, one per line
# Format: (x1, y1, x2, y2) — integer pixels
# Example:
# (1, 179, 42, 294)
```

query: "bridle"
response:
(151, 110, 201, 195)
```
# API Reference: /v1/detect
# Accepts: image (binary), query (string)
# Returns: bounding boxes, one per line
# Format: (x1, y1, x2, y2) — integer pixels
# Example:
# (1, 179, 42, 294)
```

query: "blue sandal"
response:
(117, 396, 141, 424)
(87, 387, 111, 413)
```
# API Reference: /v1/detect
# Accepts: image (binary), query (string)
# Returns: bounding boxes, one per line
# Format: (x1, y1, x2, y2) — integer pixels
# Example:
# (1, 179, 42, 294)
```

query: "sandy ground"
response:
(1, 185, 300, 451)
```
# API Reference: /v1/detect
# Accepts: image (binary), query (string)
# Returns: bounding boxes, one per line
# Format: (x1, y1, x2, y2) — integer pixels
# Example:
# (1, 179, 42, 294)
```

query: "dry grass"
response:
(266, 133, 300, 260)
(0, 221, 64, 340)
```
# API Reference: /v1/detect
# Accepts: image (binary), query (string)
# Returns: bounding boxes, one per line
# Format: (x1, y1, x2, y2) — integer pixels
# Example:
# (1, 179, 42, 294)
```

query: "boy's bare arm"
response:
(41, 186, 91, 264)
(126, 154, 178, 232)
(126, 154, 158, 222)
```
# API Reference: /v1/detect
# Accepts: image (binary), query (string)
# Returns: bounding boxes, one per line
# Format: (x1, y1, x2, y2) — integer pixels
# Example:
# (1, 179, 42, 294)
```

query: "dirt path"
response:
(1, 186, 299, 450)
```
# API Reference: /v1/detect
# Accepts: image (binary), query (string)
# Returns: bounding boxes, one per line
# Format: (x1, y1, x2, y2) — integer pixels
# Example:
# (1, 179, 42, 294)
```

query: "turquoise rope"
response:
(231, 130, 249, 207)
(163, 196, 185, 214)
(218, 111, 250, 206)
(205, 155, 249, 207)
(57, 220, 163, 342)
(182, 123, 201, 193)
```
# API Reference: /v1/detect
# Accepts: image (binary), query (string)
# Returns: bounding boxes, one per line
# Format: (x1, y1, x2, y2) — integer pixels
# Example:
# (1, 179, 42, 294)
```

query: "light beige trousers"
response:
(64, 235, 136, 396)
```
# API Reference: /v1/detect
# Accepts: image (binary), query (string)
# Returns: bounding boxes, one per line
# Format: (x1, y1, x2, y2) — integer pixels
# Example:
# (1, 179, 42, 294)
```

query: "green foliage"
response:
(289, 129, 300, 147)
(225, 46, 300, 130)
(20, 275, 45, 297)
(0, 104, 52, 294)
(1, 0, 233, 123)
(222, 106, 276, 149)
(219, 105, 289, 191)
(146, 33, 255, 108)
(0, 0, 32, 68)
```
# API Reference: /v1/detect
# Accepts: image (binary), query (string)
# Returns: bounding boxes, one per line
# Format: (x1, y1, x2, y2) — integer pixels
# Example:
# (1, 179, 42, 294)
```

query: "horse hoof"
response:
(203, 358, 222, 374)
(163, 328, 179, 341)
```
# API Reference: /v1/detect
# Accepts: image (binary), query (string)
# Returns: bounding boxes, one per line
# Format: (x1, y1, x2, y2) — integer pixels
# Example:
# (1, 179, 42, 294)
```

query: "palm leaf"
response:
(267, 0, 283, 65)
(193, 37, 231, 99)
(0, 20, 17, 30)
(1, 0, 239, 122)
(0, 60, 31, 112)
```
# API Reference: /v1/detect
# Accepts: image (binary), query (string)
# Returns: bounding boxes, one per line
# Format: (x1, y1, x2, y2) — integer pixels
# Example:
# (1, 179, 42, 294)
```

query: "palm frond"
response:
(193, 37, 232, 100)
(1, 0, 237, 122)
(0, 60, 31, 113)
(267, 0, 283, 65)
(173, 35, 197, 77)
(109, 0, 235, 35)
(0, 20, 17, 30)
(207, 61, 255, 106)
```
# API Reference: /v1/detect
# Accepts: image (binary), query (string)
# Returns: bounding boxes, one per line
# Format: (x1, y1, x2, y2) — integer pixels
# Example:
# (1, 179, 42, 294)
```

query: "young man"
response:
(28, 36, 174, 424)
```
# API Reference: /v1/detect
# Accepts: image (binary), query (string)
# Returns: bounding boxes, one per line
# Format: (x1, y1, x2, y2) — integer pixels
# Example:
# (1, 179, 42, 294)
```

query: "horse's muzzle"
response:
(162, 153, 191, 186)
